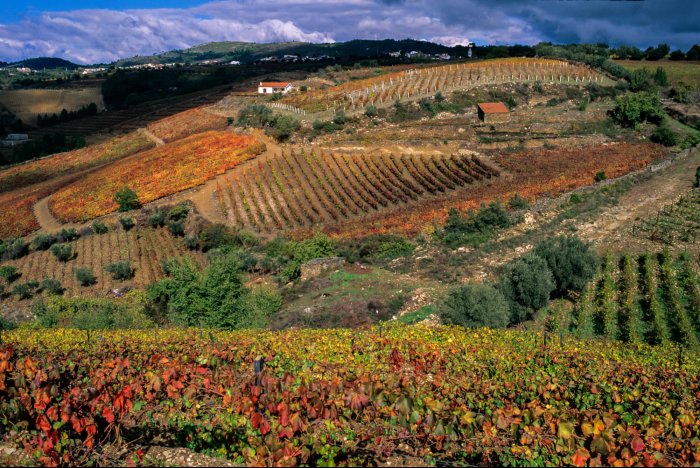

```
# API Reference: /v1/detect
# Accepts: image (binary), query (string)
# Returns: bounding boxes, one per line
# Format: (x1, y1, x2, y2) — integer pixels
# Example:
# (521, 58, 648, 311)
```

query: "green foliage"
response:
(30, 233, 55, 251)
(337, 234, 415, 263)
(594, 171, 607, 182)
(113, 186, 140, 212)
(268, 234, 336, 283)
(241, 285, 283, 328)
(497, 253, 555, 324)
(168, 204, 190, 221)
(55, 227, 78, 243)
(119, 216, 135, 231)
(653, 67, 669, 87)
(508, 194, 530, 210)
(651, 124, 679, 147)
(168, 221, 185, 237)
(238, 104, 273, 127)
(0, 265, 19, 283)
(0, 238, 27, 260)
(267, 114, 301, 142)
(441, 202, 515, 248)
(148, 253, 248, 328)
(184, 233, 199, 250)
(147, 210, 166, 228)
(12, 282, 36, 300)
(364, 105, 378, 117)
(238, 105, 300, 141)
(695, 166, 700, 188)
(609, 92, 664, 128)
(75, 267, 96, 286)
(91, 220, 109, 234)
(40, 277, 63, 296)
(440, 283, 510, 329)
(0, 315, 14, 330)
(333, 111, 346, 125)
(398, 305, 435, 324)
(50, 243, 74, 262)
(629, 68, 654, 92)
(33, 293, 153, 329)
(106, 261, 134, 281)
(533, 236, 599, 297)
(645, 43, 670, 61)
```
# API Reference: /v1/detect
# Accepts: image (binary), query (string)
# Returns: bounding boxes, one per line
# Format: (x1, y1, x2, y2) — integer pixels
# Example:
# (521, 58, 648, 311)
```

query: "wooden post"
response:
(254, 357, 265, 386)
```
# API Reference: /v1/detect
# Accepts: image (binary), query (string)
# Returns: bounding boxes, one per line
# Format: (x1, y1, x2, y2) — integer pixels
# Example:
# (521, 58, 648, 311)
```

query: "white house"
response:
(258, 81, 293, 94)
(1, 133, 30, 147)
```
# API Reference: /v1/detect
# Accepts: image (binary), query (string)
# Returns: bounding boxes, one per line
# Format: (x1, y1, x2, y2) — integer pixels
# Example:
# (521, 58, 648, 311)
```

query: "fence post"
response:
(254, 357, 265, 386)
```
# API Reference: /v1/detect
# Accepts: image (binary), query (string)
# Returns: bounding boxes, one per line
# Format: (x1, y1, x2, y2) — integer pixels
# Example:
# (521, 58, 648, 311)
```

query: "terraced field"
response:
(146, 108, 228, 143)
(214, 150, 500, 233)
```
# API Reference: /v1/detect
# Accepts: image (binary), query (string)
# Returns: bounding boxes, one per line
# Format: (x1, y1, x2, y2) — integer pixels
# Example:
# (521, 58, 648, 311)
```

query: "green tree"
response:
(653, 67, 669, 87)
(440, 283, 510, 328)
(497, 253, 555, 324)
(113, 186, 140, 212)
(609, 92, 664, 128)
(533, 236, 599, 297)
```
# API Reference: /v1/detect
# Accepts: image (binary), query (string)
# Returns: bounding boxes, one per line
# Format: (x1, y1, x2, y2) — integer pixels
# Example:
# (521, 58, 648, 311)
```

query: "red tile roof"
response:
(259, 82, 292, 87)
(477, 102, 509, 114)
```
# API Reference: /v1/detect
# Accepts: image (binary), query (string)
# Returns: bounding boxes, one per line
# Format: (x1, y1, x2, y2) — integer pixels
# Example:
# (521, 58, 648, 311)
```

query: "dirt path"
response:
(33, 196, 73, 233)
(139, 128, 165, 146)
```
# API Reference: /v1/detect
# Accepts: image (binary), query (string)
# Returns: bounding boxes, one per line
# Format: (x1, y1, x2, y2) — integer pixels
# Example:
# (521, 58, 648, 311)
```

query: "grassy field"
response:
(614, 60, 700, 88)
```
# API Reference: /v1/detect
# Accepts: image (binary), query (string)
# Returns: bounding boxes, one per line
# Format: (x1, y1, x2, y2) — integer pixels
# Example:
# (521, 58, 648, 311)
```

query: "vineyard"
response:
(145, 108, 229, 143)
(1, 326, 698, 466)
(321, 142, 666, 238)
(574, 252, 700, 348)
(214, 150, 500, 233)
(632, 189, 700, 245)
(281, 58, 608, 114)
(1, 227, 204, 297)
(0, 131, 154, 193)
(49, 131, 265, 223)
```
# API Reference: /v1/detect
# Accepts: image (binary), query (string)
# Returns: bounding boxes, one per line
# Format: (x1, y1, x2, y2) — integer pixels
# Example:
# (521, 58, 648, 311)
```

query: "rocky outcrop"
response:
(300, 257, 346, 281)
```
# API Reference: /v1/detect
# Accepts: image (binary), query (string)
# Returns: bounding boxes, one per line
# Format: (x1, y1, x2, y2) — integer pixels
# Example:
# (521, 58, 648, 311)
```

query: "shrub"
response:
(242, 285, 283, 328)
(12, 282, 35, 300)
(1, 238, 27, 260)
(113, 186, 140, 211)
(594, 171, 607, 182)
(30, 233, 55, 251)
(497, 253, 555, 324)
(55, 227, 78, 243)
(238, 104, 273, 127)
(629, 68, 654, 92)
(184, 233, 199, 250)
(267, 115, 301, 142)
(199, 223, 234, 251)
(119, 217, 135, 231)
(168, 221, 185, 237)
(147, 210, 166, 228)
(75, 267, 97, 286)
(533, 235, 599, 296)
(337, 234, 415, 263)
(33, 294, 153, 329)
(364, 105, 378, 117)
(654, 67, 669, 87)
(441, 202, 515, 248)
(505, 96, 517, 109)
(40, 277, 63, 295)
(682, 133, 700, 151)
(440, 284, 510, 329)
(333, 111, 346, 125)
(533, 81, 543, 93)
(168, 204, 190, 221)
(91, 220, 109, 234)
(508, 194, 530, 210)
(0, 315, 14, 330)
(609, 92, 664, 127)
(50, 243, 74, 262)
(106, 261, 134, 281)
(651, 125, 679, 147)
(0, 265, 19, 283)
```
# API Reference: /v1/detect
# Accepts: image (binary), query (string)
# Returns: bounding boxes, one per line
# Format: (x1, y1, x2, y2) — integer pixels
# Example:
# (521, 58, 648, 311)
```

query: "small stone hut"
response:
(477, 102, 510, 123)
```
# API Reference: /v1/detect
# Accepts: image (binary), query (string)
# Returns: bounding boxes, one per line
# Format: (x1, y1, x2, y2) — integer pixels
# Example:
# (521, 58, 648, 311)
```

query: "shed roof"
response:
(259, 81, 292, 87)
(477, 102, 509, 114)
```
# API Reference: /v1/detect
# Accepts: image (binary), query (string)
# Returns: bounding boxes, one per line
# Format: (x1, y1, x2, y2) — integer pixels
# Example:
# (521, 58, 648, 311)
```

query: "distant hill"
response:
(4, 57, 81, 70)
(112, 39, 469, 67)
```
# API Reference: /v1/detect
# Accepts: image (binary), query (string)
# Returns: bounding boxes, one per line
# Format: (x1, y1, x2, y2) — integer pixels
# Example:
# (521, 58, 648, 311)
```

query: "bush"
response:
(267, 115, 301, 141)
(168, 221, 185, 237)
(184, 233, 199, 250)
(33, 294, 153, 329)
(0, 265, 19, 283)
(533, 236, 599, 296)
(1, 238, 27, 260)
(147, 210, 165, 227)
(0, 315, 14, 330)
(440, 284, 510, 329)
(609, 92, 664, 128)
(238, 104, 273, 127)
(75, 267, 96, 286)
(654, 67, 669, 87)
(242, 285, 283, 328)
(40, 277, 63, 295)
(594, 171, 607, 182)
(168, 204, 190, 221)
(629, 68, 654, 92)
(55, 227, 78, 243)
(13, 282, 36, 300)
(119, 217, 135, 231)
(682, 133, 700, 151)
(50, 243, 74, 262)
(497, 253, 555, 324)
(91, 220, 109, 234)
(113, 186, 140, 212)
(106, 261, 134, 280)
(199, 223, 234, 251)
(30, 233, 55, 251)
(333, 111, 346, 125)
(337, 234, 415, 263)
(508, 194, 530, 210)
(441, 202, 515, 248)
(364, 105, 378, 117)
(651, 125, 679, 147)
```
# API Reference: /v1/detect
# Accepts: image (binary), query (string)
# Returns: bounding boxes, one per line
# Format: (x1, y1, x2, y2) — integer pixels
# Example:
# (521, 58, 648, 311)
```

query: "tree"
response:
(533, 236, 599, 297)
(440, 284, 510, 329)
(629, 68, 654, 92)
(685, 44, 700, 61)
(267, 115, 301, 141)
(497, 253, 555, 324)
(651, 124, 679, 147)
(645, 43, 670, 61)
(609, 92, 664, 128)
(113, 186, 140, 212)
(669, 49, 685, 61)
(694, 166, 700, 188)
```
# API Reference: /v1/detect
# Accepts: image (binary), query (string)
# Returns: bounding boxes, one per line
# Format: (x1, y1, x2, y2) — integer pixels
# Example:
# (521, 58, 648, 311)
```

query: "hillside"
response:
(4, 57, 81, 70)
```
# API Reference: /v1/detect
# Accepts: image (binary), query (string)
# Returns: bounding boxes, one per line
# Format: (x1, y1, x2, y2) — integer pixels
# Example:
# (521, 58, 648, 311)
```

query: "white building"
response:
(258, 82, 293, 94)
(1, 134, 30, 147)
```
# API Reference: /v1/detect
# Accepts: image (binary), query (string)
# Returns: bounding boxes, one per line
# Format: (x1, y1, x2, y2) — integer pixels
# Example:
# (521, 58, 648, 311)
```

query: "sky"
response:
(0, 0, 698, 64)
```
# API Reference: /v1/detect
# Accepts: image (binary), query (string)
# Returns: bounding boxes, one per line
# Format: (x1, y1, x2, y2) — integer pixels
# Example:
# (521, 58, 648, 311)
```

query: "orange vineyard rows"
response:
(146, 108, 229, 143)
(49, 131, 265, 223)
(1, 326, 698, 466)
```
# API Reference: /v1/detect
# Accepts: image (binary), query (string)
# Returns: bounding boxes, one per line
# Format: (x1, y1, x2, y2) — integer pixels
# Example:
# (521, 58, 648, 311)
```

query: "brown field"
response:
(1, 227, 204, 298)
(615, 60, 700, 88)
(0, 87, 104, 124)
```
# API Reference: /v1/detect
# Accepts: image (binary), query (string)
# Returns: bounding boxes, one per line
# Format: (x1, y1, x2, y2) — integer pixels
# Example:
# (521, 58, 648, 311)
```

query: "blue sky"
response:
(0, 0, 698, 64)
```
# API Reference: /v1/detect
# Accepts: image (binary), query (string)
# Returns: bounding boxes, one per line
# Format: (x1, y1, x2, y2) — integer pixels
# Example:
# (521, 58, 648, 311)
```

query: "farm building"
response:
(477, 102, 510, 123)
(1, 133, 30, 147)
(258, 82, 293, 94)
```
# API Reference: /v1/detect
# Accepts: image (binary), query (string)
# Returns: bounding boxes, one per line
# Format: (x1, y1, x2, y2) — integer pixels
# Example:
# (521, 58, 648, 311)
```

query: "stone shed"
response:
(477, 102, 510, 123)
